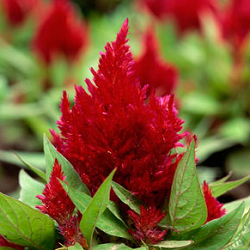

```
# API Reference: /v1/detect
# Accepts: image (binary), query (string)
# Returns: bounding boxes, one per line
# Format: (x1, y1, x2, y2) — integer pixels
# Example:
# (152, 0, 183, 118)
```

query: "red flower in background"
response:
(222, 0, 250, 51)
(139, 0, 218, 34)
(128, 206, 167, 244)
(51, 19, 186, 208)
(135, 28, 178, 97)
(203, 181, 226, 223)
(36, 159, 85, 246)
(1, 0, 39, 26)
(0, 235, 24, 250)
(33, 0, 88, 64)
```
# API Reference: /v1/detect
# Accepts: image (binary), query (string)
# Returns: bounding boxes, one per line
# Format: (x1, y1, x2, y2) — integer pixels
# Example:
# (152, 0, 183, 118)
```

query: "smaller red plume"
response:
(1, 0, 39, 26)
(135, 28, 178, 97)
(128, 205, 167, 244)
(222, 0, 250, 51)
(203, 181, 226, 223)
(33, 0, 88, 64)
(0, 235, 24, 250)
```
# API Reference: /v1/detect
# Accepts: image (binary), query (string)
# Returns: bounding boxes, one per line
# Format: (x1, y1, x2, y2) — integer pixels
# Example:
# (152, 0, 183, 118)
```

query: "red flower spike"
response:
(203, 181, 226, 223)
(1, 0, 39, 26)
(222, 0, 250, 51)
(51, 19, 186, 207)
(128, 205, 167, 244)
(36, 159, 75, 224)
(0, 235, 24, 250)
(135, 28, 178, 97)
(33, 0, 88, 64)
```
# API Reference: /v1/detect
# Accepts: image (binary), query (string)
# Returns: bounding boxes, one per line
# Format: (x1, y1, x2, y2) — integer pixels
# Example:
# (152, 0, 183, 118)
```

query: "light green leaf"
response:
(224, 196, 250, 214)
(112, 181, 143, 214)
(43, 134, 89, 194)
(92, 244, 147, 250)
(0, 192, 55, 250)
(19, 170, 45, 208)
(80, 169, 116, 248)
(177, 203, 245, 250)
(152, 240, 193, 249)
(68, 243, 84, 250)
(169, 140, 207, 232)
(15, 153, 46, 182)
(60, 181, 133, 241)
(210, 174, 250, 198)
(210, 171, 232, 185)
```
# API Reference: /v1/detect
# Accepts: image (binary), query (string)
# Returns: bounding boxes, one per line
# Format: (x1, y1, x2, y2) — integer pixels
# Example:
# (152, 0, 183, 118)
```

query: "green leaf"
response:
(176, 203, 245, 250)
(222, 209, 250, 249)
(0, 247, 15, 250)
(169, 140, 207, 232)
(19, 170, 45, 208)
(209, 174, 250, 198)
(152, 240, 193, 249)
(80, 169, 116, 248)
(107, 201, 126, 225)
(92, 244, 147, 250)
(210, 171, 232, 185)
(43, 134, 89, 194)
(0, 192, 55, 250)
(112, 181, 143, 214)
(224, 196, 250, 214)
(68, 243, 84, 250)
(15, 153, 46, 182)
(60, 181, 133, 241)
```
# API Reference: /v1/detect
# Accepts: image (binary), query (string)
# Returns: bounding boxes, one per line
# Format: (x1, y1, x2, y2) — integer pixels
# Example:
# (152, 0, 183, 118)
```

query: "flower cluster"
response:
(135, 29, 178, 97)
(33, 0, 88, 64)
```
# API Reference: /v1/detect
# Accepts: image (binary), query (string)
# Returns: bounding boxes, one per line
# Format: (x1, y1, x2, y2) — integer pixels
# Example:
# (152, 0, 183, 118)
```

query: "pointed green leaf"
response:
(68, 243, 84, 250)
(210, 171, 232, 185)
(152, 240, 193, 249)
(176, 203, 245, 250)
(169, 140, 207, 232)
(209, 174, 250, 198)
(43, 134, 89, 194)
(92, 244, 147, 250)
(0, 192, 55, 250)
(107, 201, 126, 225)
(112, 181, 143, 214)
(19, 170, 45, 208)
(15, 153, 46, 182)
(224, 196, 250, 214)
(80, 169, 116, 248)
(60, 181, 133, 241)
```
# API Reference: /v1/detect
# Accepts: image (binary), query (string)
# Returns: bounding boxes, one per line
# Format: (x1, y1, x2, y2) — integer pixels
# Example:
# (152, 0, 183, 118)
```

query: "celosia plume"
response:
(135, 28, 178, 97)
(36, 159, 85, 246)
(222, 0, 250, 51)
(33, 0, 88, 64)
(0, 235, 24, 250)
(51, 18, 186, 208)
(1, 0, 39, 26)
(128, 206, 167, 244)
(203, 181, 226, 223)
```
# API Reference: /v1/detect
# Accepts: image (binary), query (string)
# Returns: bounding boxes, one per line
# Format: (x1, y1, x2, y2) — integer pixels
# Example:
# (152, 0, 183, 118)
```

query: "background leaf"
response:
(169, 140, 207, 232)
(152, 240, 193, 249)
(80, 169, 116, 248)
(0, 192, 55, 250)
(92, 244, 147, 250)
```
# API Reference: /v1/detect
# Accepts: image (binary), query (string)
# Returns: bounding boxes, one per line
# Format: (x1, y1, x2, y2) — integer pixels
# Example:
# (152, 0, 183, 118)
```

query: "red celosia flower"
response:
(36, 159, 85, 246)
(135, 28, 178, 97)
(0, 235, 24, 250)
(1, 0, 38, 26)
(51, 18, 186, 207)
(33, 0, 88, 64)
(203, 181, 226, 223)
(128, 205, 167, 244)
(222, 0, 250, 51)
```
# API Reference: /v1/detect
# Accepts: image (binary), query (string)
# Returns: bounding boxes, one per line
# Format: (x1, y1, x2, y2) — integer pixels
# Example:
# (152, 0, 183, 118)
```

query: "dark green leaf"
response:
(152, 240, 193, 249)
(0, 192, 55, 250)
(107, 201, 126, 225)
(19, 170, 45, 208)
(60, 180, 133, 241)
(112, 181, 143, 214)
(92, 244, 147, 250)
(80, 169, 116, 248)
(43, 134, 89, 194)
(169, 140, 207, 232)
(210, 174, 250, 198)
(176, 203, 245, 250)
(15, 153, 46, 182)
